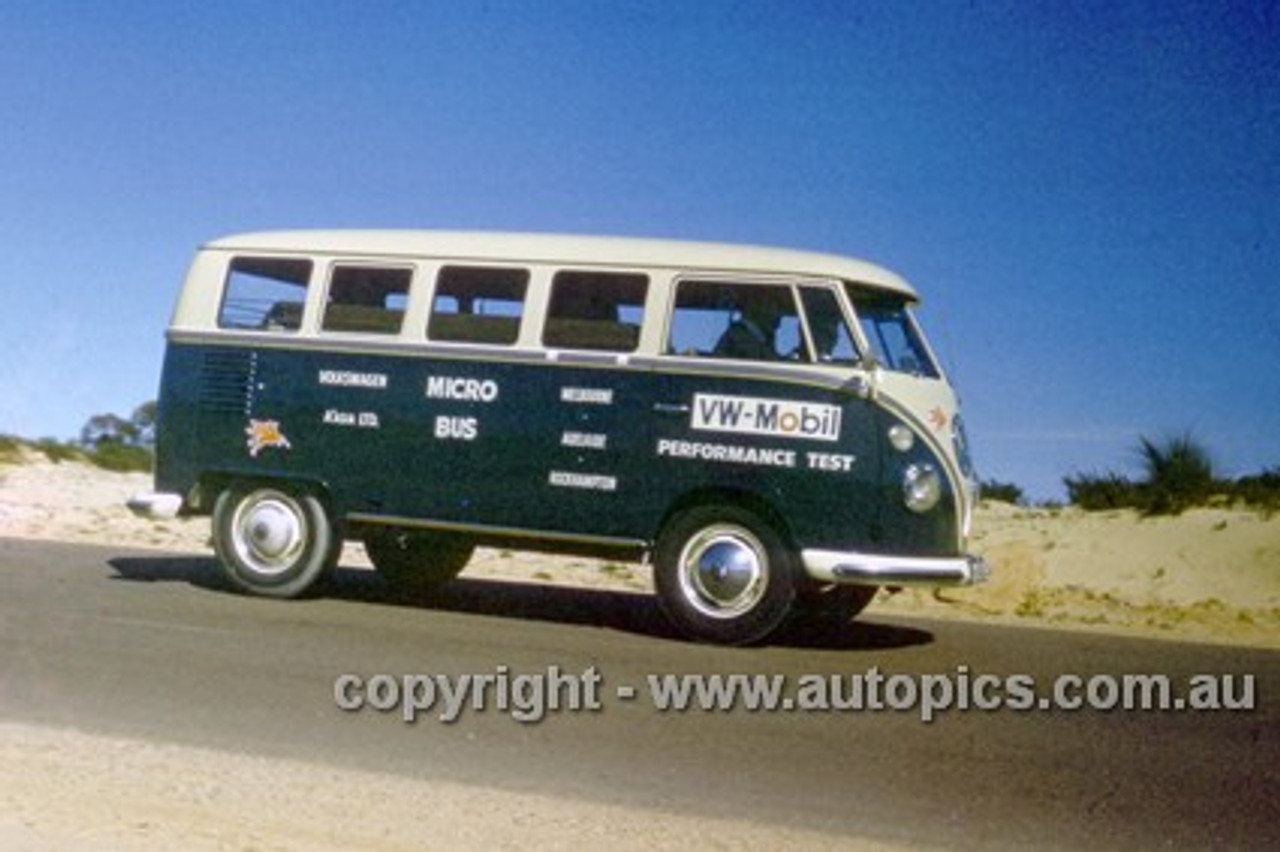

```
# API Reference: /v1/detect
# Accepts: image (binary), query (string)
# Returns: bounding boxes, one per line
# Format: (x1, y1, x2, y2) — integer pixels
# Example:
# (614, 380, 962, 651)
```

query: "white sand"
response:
(879, 500, 1279, 647)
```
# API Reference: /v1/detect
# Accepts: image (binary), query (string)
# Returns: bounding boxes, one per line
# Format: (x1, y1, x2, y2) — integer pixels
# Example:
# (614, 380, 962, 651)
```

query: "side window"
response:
(321, 266, 411, 335)
(668, 280, 805, 362)
(542, 271, 648, 352)
(218, 257, 313, 331)
(428, 266, 529, 345)
(799, 286, 860, 365)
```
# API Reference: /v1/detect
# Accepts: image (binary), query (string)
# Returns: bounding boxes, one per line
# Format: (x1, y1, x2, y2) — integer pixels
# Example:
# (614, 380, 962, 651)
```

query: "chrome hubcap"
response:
(678, 526, 768, 619)
(232, 491, 306, 575)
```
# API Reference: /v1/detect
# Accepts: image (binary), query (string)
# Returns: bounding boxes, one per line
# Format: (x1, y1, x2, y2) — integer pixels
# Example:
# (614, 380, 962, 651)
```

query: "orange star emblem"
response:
(245, 419, 292, 457)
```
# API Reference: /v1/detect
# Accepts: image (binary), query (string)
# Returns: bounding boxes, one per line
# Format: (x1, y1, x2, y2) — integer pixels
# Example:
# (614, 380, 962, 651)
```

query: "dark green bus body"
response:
(155, 339, 958, 558)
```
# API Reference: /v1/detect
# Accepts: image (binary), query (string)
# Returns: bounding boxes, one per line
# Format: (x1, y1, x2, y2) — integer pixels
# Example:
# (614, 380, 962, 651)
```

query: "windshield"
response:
(847, 287, 940, 379)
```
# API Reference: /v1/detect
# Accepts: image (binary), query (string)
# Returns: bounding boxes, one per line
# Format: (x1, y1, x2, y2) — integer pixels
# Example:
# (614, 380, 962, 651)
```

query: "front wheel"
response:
(212, 483, 338, 598)
(653, 505, 799, 645)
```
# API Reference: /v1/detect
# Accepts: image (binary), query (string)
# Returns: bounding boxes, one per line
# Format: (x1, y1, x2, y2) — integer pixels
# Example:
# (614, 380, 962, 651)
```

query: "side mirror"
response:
(848, 356, 881, 399)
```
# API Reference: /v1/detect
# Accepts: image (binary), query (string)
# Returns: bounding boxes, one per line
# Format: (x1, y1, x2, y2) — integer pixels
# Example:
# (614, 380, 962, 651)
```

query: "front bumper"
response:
(802, 549, 990, 587)
(126, 491, 183, 520)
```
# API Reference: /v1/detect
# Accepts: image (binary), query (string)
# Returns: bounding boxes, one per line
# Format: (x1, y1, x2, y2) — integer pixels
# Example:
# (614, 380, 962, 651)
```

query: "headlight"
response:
(887, 423, 915, 453)
(903, 463, 942, 513)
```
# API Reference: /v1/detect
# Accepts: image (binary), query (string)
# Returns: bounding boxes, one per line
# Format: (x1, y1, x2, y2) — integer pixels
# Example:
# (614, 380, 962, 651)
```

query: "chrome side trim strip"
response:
(346, 512, 648, 550)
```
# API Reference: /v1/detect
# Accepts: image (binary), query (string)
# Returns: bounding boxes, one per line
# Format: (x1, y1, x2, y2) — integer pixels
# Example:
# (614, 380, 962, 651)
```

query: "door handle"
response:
(653, 402, 691, 415)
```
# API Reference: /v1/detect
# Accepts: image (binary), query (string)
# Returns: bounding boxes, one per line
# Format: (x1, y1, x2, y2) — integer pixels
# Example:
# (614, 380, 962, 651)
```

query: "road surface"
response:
(1, 537, 1276, 849)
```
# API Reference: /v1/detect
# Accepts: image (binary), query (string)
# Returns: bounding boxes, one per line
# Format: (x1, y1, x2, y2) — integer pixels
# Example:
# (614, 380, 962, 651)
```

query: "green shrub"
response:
(1231, 467, 1280, 514)
(88, 442, 153, 473)
(980, 479, 1024, 505)
(1135, 433, 1215, 516)
(1063, 470, 1142, 511)
(33, 438, 84, 464)
(1064, 433, 1226, 515)
(0, 434, 22, 464)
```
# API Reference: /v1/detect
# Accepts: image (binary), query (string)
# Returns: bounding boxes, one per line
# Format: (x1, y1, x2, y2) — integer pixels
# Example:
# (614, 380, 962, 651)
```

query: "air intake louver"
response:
(198, 350, 257, 414)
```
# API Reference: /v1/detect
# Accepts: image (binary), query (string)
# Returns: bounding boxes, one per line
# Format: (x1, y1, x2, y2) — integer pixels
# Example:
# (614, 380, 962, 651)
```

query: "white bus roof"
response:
(205, 230, 919, 299)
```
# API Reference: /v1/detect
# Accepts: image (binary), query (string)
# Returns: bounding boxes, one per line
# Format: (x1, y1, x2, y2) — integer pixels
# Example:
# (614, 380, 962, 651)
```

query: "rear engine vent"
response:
(198, 350, 257, 414)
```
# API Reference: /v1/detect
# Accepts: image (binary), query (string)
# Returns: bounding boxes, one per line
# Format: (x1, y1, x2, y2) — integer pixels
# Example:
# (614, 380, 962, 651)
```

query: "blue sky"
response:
(1, 1, 1277, 500)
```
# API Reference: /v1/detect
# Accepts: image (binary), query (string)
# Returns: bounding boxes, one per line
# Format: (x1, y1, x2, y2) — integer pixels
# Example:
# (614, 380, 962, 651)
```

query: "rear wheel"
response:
(212, 483, 338, 598)
(364, 528, 474, 595)
(653, 505, 799, 645)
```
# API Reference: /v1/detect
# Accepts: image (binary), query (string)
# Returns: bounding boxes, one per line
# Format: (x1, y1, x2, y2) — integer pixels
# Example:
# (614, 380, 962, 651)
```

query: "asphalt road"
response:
(2, 536, 1277, 850)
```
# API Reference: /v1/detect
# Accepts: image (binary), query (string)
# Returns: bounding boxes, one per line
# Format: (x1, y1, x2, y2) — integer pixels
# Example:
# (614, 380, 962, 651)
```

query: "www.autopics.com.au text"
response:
(332, 665, 1256, 724)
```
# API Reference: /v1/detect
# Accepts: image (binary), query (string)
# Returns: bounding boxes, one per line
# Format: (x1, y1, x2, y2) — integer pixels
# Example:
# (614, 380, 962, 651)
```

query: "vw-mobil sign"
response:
(691, 393, 842, 442)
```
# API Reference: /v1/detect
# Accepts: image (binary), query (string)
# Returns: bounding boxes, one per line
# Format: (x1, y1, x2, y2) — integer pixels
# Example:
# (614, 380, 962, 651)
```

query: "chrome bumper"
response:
(802, 549, 990, 587)
(126, 491, 183, 520)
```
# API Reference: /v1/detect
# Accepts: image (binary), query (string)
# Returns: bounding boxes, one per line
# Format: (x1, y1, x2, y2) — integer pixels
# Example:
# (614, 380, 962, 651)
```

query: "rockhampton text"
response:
(333, 665, 1256, 724)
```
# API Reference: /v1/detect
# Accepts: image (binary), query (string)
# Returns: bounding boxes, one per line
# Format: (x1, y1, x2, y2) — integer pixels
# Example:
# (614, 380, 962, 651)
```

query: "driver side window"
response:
(667, 280, 804, 362)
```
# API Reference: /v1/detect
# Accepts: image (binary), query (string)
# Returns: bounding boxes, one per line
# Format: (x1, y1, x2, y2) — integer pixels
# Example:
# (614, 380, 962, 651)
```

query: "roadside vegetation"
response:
(1, 401, 155, 474)
(1063, 432, 1279, 516)
(980, 432, 1277, 516)
(979, 479, 1025, 506)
